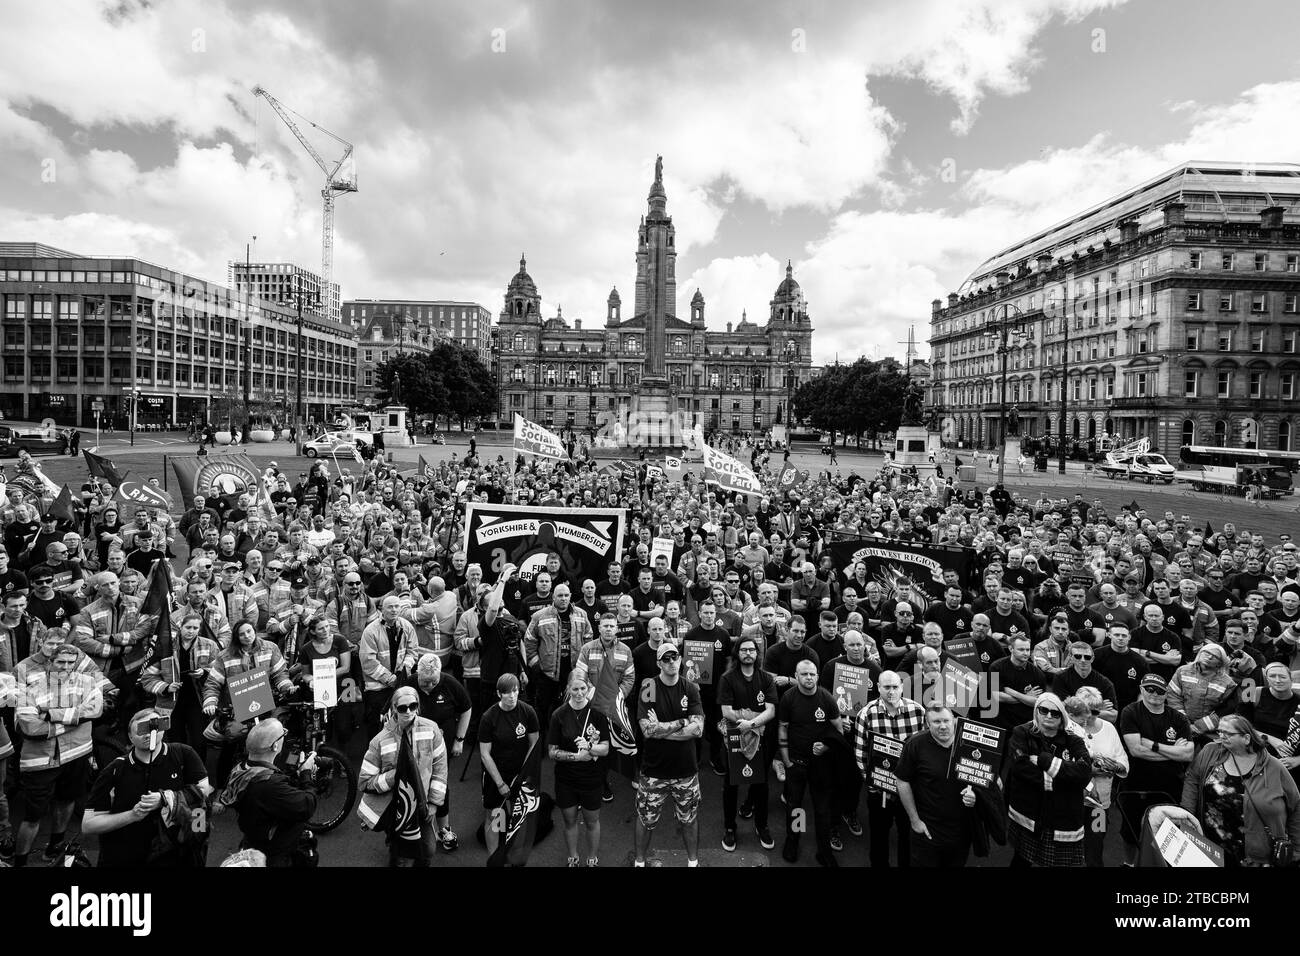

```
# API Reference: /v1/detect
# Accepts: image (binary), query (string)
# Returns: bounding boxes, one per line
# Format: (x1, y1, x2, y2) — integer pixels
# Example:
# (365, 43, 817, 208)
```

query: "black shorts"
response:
(554, 778, 602, 812)
(21, 757, 91, 822)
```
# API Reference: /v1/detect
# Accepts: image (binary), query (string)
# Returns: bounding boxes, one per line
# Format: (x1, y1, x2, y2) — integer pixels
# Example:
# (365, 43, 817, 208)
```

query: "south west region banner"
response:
(464, 502, 626, 587)
(828, 538, 975, 614)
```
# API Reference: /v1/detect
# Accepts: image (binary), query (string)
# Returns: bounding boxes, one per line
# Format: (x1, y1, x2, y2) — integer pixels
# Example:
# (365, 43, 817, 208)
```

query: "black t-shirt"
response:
(684, 624, 730, 691)
(777, 686, 841, 763)
(894, 731, 970, 847)
(298, 636, 350, 694)
(477, 701, 540, 781)
(1093, 647, 1150, 710)
(1118, 701, 1192, 793)
(417, 675, 472, 734)
(987, 657, 1045, 728)
(1051, 667, 1117, 705)
(27, 590, 81, 629)
(547, 703, 609, 789)
(986, 609, 1031, 643)
(1199, 587, 1239, 616)
(1245, 690, 1300, 741)
(1154, 600, 1194, 636)
(0, 567, 28, 597)
(1130, 626, 1187, 681)
(637, 676, 703, 779)
(1051, 604, 1107, 641)
(925, 603, 972, 639)
(763, 641, 820, 681)
(595, 580, 629, 614)
(88, 743, 207, 866)
(717, 666, 777, 718)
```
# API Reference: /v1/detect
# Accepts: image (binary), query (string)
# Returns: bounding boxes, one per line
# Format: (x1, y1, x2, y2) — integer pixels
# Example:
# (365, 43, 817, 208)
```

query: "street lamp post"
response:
(784, 341, 797, 441)
(1056, 296, 1073, 475)
(983, 303, 1029, 486)
(241, 239, 255, 445)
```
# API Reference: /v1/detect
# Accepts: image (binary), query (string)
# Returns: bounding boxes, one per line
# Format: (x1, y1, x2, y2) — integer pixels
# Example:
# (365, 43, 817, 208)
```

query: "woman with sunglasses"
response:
(1181, 715, 1300, 867)
(1004, 691, 1093, 867)
(358, 686, 448, 866)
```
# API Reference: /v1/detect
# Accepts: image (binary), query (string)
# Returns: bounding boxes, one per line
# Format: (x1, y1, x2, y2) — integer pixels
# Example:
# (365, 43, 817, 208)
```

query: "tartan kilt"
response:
(1008, 820, 1085, 867)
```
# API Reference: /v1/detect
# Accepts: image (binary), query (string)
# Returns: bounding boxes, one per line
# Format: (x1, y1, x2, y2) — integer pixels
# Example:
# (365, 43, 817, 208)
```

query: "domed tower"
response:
(606, 286, 622, 327)
(690, 289, 705, 327)
(504, 254, 541, 323)
(768, 260, 807, 325)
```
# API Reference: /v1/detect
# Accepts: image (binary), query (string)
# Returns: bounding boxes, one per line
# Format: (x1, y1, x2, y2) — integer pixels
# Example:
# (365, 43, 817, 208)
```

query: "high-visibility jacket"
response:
(201, 638, 293, 711)
(359, 617, 420, 692)
(71, 594, 152, 676)
(1167, 663, 1237, 735)
(140, 635, 222, 709)
(14, 661, 104, 770)
(326, 593, 377, 648)
(357, 716, 448, 828)
(211, 586, 259, 637)
(573, 638, 635, 717)
(524, 606, 591, 680)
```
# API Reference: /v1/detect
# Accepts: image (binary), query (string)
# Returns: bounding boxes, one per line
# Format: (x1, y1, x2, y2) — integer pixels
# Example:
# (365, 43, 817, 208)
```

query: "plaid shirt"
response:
(854, 696, 926, 777)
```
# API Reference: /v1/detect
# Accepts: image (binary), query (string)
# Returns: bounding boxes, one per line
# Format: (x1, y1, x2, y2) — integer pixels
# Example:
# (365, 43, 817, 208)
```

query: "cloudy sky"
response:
(4, 0, 1300, 364)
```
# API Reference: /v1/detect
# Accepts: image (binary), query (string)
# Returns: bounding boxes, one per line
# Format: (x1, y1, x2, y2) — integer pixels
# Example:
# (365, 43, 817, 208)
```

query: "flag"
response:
(701, 442, 762, 495)
(42, 485, 76, 526)
(607, 690, 639, 780)
(365, 728, 430, 861)
(169, 453, 259, 509)
(83, 450, 125, 486)
(141, 560, 177, 666)
(513, 414, 567, 461)
(645, 464, 665, 483)
(486, 739, 542, 867)
(664, 455, 683, 478)
(418, 454, 432, 477)
(352, 443, 365, 464)
(1203, 520, 1214, 539)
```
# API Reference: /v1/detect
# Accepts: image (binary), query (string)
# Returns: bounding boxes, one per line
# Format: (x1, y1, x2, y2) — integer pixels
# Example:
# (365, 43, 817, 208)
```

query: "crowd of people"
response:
(1, 437, 1299, 869)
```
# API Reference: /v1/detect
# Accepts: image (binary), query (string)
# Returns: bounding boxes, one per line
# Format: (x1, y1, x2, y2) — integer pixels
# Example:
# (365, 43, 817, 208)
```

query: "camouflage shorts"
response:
(636, 773, 701, 829)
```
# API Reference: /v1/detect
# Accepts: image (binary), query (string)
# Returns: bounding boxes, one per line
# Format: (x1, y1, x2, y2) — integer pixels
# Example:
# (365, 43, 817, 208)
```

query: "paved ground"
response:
(9, 429, 1294, 866)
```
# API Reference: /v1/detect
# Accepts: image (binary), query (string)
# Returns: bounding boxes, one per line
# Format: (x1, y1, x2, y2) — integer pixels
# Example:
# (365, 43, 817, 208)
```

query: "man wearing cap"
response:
(634, 640, 704, 867)
(1116, 674, 1194, 862)
(218, 717, 318, 867)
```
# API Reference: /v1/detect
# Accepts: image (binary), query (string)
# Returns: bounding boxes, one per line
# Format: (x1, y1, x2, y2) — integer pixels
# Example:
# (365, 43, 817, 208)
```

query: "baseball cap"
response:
(1140, 674, 1167, 691)
(656, 642, 680, 661)
(290, 576, 308, 589)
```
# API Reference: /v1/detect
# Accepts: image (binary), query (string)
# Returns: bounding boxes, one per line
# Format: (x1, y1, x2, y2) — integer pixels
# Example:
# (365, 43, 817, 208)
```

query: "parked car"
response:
(302, 430, 374, 458)
(0, 424, 67, 457)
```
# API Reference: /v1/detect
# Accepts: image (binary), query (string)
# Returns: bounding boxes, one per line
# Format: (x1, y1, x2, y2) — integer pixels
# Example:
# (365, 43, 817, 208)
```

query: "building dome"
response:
(691, 289, 704, 304)
(506, 254, 537, 298)
(774, 260, 800, 299)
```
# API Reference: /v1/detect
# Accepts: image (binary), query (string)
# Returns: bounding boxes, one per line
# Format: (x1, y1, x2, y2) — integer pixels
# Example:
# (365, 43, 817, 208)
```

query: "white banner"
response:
(702, 443, 762, 494)
(513, 414, 568, 460)
(664, 455, 683, 477)
(312, 658, 337, 709)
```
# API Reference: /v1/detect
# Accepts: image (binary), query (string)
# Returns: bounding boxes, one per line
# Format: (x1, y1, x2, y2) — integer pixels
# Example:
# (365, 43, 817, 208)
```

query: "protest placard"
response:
(868, 732, 904, 795)
(831, 662, 874, 720)
(683, 640, 714, 685)
(651, 536, 674, 568)
(726, 725, 762, 781)
(943, 637, 979, 671)
(1154, 817, 1224, 867)
(227, 667, 275, 723)
(942, 659, 981, 715)
(312, 658, 338, 709)
(952, 718, 1004, 789)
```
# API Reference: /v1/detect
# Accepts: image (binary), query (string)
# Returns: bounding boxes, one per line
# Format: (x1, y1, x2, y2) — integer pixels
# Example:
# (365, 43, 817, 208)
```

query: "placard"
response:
(952, 718, 1004, 789)
(868, 732, 903, 794)
(227, 666, 275, 723)
(831, 662, 873, 720)
(941, 659, 981, 715)
(683, 639, 714, 685)
(1154, 817, 1224, 867)
(312, 658, 338, 709)
(943, 637, 979, 671)
(726, 725, 763, 781)
(651, 536, 675, 569)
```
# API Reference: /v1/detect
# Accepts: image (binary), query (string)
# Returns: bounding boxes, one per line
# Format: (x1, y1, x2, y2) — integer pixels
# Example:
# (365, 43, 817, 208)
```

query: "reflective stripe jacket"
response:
(14, 660, 104, 770)
(359, 617, 420, 692)
(573, 638, 635, 717)
(1004, 722, 1093, 843)
(140, 635, 222, 708)
(71, 594, 152, 676)
(357, 716, 448, 827)
(524, 606, 591, 680)
(201, 638, 293, 710)
(1167, 663, 1237, 735)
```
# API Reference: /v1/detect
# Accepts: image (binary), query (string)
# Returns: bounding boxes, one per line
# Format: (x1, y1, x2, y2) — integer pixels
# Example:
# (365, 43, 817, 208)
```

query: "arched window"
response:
(1072, 417, 1081, 439)
(1213, 420, 1228, 445)
(1181, 419, 1196, 447)
(588, 369, 600, 386)
(511, 363, 524, 383)
(1280, 420, 1293, 452)
(1087, 418, 1097, 439)
(544, 364, 557, 385)
(566, 364, 577, 386)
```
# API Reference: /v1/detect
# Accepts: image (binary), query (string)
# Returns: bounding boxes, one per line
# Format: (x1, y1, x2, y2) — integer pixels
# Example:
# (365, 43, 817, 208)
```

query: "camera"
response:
(132, 714, 171, 736)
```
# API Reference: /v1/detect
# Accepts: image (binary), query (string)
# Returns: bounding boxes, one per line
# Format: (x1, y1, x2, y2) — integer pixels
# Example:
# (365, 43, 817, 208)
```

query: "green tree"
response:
(373, 345, 496, 429)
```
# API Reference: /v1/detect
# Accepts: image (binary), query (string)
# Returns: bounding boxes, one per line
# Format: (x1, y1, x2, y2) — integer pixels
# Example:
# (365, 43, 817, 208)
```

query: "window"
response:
(1187, 292, 1202, 310)
(1185, 329, 1201, 350)
(1251, 293, 1268, 314)
(1072, 379, 1081, 401)
(1255, 253, 1268, 272)
(1105, 375, 1115, 399)
(1087, 378, 1097, 400)
(1222, 252, 1235, 270)
(1289, 255, 1299, 273)
(363, 350, 372, 362)
(1218, 293, 1233, 311)
(1182, 420, 1196, 446)
(1286, 331, 1298, 354)
(1218, 330, 1233, 351)
(1251, 329, 1266, 352)
(1285, 374, 1297, 401)
(1250, 371, 1263, 399)
(1189, 252, 1203, 270)
(1137, 331, 1149, 354)
(1184, 371, 1199, 397)
(1217, 371, 1231, 398)
(1282, 421, 1294, 451)
(1135, 372, 1149, 397)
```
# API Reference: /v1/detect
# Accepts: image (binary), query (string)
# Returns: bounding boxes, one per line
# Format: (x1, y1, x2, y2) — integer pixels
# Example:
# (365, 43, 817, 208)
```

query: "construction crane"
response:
(252, 85, 357, 319)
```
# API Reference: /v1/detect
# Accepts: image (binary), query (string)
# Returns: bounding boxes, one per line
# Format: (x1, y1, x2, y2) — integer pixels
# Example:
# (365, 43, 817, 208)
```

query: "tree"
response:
(794, 358, 915, 448)
(372, 345, 496, 429)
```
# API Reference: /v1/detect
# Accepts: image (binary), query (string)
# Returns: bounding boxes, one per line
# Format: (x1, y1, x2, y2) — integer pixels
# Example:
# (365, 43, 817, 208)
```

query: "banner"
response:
(645, 464, 665, 483)
(169, 453, 260, 510)
(513, 414, 567, 461)
(868, 732, 903, 794)
(227, 667, 275, 723)
(115, 480, 174, 512)
(952, 718, 1004, 789)
(312, 658, 338, 709)
(828, 538, 975, 614)
(664, 456, 683, 479)
(463, 502, 626, 587)
(831, 662, 874, 720)
(944, 636, 980, 671)
(701, 442, 762, 495)
(940, 659, 981, 715)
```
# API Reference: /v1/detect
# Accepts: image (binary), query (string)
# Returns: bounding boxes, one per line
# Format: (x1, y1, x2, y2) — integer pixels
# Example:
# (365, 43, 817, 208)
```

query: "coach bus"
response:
(1175, 445, 1300, 497)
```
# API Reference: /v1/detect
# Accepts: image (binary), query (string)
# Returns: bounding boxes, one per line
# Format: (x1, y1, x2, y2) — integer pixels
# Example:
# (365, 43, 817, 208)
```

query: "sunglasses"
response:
(1035, 706, 1062, 718)
(659, 653, 679, 662)
(1072, 653, 1093, 661)
(1143, 686, 1167, 696)
(393, 703, 419, 714)
(32, 578, 54, 585)
(267, 568, 283, 573)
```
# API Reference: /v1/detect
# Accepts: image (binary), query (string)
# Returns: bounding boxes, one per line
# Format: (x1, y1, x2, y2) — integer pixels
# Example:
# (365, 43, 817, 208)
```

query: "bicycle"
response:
(213, 699, 357, 833)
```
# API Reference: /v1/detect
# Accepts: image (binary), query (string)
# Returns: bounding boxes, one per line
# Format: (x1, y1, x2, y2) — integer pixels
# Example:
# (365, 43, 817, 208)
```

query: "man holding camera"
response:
(83, 708, 211, 866)
(218, 717, 319, 867)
